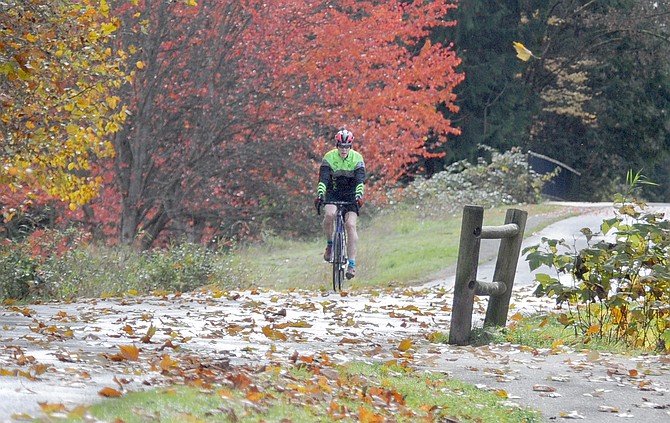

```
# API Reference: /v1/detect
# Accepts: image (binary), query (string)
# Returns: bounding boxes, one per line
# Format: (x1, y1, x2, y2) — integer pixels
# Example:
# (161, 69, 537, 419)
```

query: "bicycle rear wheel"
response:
(332, 231, 345, 291)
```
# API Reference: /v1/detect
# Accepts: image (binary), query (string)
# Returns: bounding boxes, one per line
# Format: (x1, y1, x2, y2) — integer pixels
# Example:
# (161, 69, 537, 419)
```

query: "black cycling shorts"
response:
(325, 192, 359, 215)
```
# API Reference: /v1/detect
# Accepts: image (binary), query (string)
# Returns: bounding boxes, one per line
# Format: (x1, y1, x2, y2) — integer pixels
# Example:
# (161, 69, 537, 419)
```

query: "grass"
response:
(474, 313, 643, 355)
(237, 202, 580, 291)
(51, 362, 542, 423)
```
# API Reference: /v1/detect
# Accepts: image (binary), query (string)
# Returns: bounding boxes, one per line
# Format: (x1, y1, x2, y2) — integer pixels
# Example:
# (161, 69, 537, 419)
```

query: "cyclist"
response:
(314, 129, 366, 279)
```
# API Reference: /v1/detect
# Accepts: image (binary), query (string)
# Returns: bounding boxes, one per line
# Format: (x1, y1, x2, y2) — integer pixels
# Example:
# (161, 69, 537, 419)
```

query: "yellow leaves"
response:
(101, 22, 117, 35)
(159, 354, 177, 372)
(262, 325, 287, 341)
(317, 376, 332, 393)
(66, 124, 80, 136)
(99, 0, 110, 18)
(1, 0, 128, 206)
(87, 30, 101, 43)
(106, 95, 120, 109)
(76, 96, 91, 109)
(136, 60, 145, 69)
(509, 312, 524, 322)
(397, 339, 413, 352)
(586, 324, 601, 335)
(513, 41, 537, 61)
(494, 389, 509, 398)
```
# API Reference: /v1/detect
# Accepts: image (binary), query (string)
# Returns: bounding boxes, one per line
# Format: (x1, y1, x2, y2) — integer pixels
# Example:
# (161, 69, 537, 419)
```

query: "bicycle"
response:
(317, 200, 357, 292)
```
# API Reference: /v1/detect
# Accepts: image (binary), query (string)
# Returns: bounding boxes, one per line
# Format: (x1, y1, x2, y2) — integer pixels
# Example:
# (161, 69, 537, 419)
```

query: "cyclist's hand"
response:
(356, 196, 364, 209)
(314, 196, 323, 213)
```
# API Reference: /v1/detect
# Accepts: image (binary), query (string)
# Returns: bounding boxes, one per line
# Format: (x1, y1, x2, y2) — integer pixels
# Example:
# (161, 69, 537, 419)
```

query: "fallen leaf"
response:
(637, 401, 665, 409)
(587, 350, 600, 362)
(246, 388, 263, 401)
(539, 392, 562, 398)
(141, 324, 157, 343)
(583, 389, 611, 398)
(586, 324, 600, 335)
(228, 372, 252, 389)
(262, 325, 287, 341)
(119, 344, 140, 361)
(494, 389, 508, 398)
(398, 339, 413, 352)
(339, 338, 363, 345)
(67, 406, 90, 419)
(359, 406, 384, 423)
(160, 354, 177, 371)
(559, 410, 585, 419)
(98, 387, 122, 397)
(275, 320, 312, 329)
(38, 402, 66, 414)
(364, 346, 385, 357)
(598, 406, 620, 413)
(217, 389, 233, 398)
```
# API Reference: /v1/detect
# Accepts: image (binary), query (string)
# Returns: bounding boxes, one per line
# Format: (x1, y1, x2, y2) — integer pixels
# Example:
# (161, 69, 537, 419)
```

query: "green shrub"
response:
(524, 171, 670, 352)
(0, 234, 252, 301)
(0, 247, 37, 300)
(391, 146, 556, 218)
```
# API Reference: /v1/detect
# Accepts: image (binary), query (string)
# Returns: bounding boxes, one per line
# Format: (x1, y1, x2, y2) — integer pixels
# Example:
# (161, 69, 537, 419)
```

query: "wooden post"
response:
(484, 208, 528, 327)
(448, 205, 483, 346)
(449, 206, 528, 345)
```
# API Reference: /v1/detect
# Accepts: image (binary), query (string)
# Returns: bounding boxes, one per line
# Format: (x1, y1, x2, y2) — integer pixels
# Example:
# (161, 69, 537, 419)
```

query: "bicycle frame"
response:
(320, 201, 355, 292)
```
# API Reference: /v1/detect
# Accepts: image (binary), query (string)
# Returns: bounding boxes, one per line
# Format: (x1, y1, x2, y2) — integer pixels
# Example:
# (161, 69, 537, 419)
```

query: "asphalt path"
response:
(1, 202, 669, 422)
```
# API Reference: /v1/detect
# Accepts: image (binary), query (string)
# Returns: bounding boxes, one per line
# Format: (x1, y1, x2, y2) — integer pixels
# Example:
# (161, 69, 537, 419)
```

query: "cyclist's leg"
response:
(344, 211, 358, 261)
(322, 204, 336, 238)
(321, 204, 336, 260)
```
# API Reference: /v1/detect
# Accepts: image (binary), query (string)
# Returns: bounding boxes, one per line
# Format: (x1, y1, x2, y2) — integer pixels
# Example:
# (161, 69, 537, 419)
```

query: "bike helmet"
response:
(335, 129, 354, 147)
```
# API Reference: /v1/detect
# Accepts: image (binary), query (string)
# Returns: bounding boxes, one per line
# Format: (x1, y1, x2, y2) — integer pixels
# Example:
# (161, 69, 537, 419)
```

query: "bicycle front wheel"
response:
(332, 231, 345, 292)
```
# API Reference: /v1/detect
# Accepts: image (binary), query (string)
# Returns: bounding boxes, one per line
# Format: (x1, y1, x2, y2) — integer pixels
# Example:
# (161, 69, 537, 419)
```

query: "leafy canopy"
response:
(0, 0, 129, 217)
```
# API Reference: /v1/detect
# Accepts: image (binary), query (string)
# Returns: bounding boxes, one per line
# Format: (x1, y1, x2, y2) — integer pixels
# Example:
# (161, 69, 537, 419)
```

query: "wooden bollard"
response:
(484, 208, 527, 327)
(449, 206, 527, 345)
(449, 205, 484, 346)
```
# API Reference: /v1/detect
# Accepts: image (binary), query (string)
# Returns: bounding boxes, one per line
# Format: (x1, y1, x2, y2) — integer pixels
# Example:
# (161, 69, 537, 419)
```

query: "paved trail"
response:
(1, 203, 669, 422)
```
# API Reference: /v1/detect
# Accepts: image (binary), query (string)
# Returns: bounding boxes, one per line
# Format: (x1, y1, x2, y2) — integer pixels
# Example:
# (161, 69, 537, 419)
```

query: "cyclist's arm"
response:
(317, 160, 332, 198)
(354, 159, 365, 199)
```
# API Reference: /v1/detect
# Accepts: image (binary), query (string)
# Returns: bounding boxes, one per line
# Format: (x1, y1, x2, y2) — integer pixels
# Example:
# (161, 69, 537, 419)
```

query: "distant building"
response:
(528, 151, 581, 201)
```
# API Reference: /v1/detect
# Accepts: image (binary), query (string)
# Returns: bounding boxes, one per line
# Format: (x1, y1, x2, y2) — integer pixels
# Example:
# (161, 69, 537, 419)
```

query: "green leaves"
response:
(527, 197, 670, 352)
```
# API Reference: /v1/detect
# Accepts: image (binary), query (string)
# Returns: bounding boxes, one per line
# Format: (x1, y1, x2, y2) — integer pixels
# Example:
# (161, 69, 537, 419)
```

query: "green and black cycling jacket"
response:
(317, 149, 365, 200)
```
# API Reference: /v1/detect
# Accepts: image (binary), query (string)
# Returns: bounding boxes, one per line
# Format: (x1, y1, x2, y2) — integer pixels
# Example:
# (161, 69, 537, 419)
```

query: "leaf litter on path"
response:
(1, 285, 669, 422)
